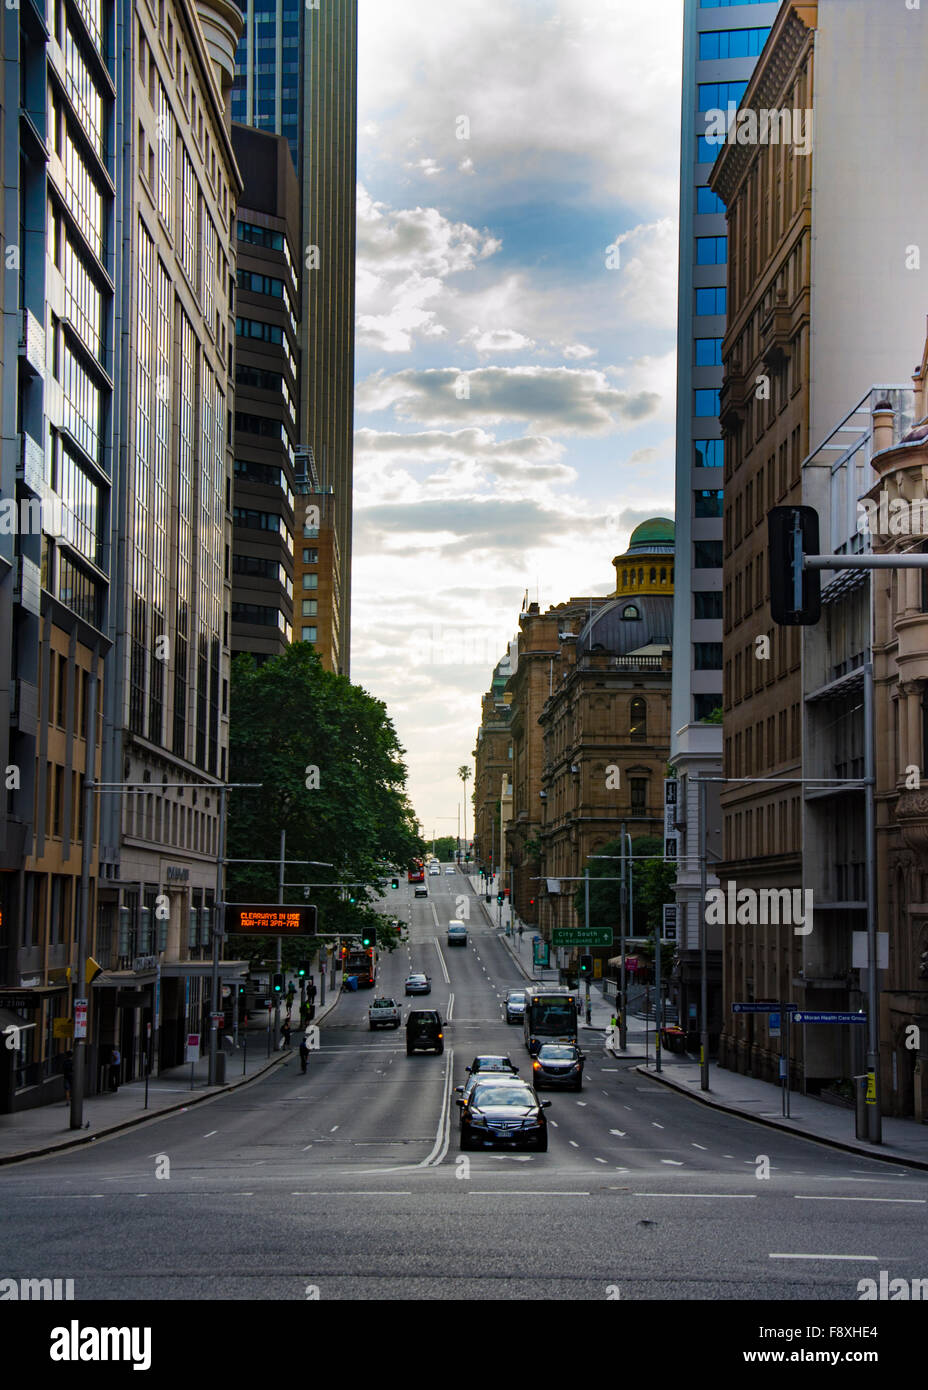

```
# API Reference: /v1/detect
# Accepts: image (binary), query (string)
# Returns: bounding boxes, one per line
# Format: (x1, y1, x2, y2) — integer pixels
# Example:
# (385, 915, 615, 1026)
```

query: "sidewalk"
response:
(636, 1055, 928, 1170)
(0, 987, 341, 1166)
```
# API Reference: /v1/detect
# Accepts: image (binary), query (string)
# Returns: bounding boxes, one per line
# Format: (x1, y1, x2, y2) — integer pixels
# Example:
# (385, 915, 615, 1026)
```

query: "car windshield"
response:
(507, 993, 525, 1003)
(373, 999, 395, 1007)
(538, 1045, 576, 1060)
(473, 1057, 511, 1070)
(472, 1085, 534, 1109)
(408, 975, 426, 982)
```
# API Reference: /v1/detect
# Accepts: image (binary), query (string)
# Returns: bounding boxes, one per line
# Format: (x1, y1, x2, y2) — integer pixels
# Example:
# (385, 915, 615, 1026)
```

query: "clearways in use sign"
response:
(227, 905, 317, 935)
(552, 928, 612, 947)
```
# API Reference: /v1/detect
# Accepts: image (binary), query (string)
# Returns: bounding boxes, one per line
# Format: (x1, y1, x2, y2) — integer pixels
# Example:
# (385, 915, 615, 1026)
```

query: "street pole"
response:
(273, 828, 285, 1051)
(655, 928, 662, 1074)
(584, 866, 591, 1021)
(619, 822, 627, 1052)
(699, 776, 709, 1092)
(208, 782, 227, 1086)
(70, 660, 99, 1129)
(863, 661, 882, 1143)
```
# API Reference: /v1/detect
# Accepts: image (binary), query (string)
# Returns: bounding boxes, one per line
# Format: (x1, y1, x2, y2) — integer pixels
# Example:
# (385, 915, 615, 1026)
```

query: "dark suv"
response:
(406, 1009, 444, 1055)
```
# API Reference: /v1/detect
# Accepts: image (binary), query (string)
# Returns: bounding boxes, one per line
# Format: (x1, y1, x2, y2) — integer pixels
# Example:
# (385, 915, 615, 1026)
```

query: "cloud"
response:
(356, 365, 661, 434)
(563, 343, 596, 360)
(460, 327, 537, 353)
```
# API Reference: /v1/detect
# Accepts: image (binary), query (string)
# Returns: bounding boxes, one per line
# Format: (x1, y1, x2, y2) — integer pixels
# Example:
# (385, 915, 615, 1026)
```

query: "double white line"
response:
(418, 1045, 455, 1168)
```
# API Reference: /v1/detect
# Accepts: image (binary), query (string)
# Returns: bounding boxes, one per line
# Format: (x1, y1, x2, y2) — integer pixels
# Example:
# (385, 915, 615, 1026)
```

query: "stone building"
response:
(472, 649, 514, 875)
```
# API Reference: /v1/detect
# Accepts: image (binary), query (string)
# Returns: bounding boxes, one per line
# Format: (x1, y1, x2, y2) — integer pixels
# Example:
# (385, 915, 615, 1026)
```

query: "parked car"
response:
(368, 997, 401, 1030)
(406, 1009, 443, 1055)
(404, 973, 431, 995)
(457, 1079, 550, 1151)
(531, 1043, 585, 1091)
(504, 989, 527, 1024)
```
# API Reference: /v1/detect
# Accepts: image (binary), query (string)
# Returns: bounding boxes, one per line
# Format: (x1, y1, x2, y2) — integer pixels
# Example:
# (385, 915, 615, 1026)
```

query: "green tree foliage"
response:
(227, 645, 423, 941)
(572, 836, 676, 937)
(431, 836, 458, 861)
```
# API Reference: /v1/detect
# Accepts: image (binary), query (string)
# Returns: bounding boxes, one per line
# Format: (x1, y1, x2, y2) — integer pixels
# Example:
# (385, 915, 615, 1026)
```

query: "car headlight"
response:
(468, 1112, 487, 1127)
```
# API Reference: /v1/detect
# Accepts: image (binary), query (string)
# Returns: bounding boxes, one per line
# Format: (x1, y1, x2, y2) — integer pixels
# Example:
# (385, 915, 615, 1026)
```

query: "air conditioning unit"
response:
(570, 764, 580, 773)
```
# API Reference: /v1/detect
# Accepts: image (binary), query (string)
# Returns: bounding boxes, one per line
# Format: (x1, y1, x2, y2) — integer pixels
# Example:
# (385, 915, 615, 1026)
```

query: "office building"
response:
(230, 0, 357, 672)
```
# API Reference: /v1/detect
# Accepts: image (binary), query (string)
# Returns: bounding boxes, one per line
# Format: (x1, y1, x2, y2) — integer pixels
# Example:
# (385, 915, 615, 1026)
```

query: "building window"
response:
(157, 83, 174, 226)
(694, 693, 723, 722)
(698, 27, 771, 60)
(694, 488, 724, 517)
(694, 540, 723, 569)
(630, 698, 647, 741)
(694, 439, 723, 468)
(694, 642, 723, 670)
(621, 604, 639, 620)
(301, 599, 317, 616)
(302, 547, 318, 563)
(696, 236, 727, 265)
(694, 591, 723, 619)
(630, 778, 647, 811)
(695, 285, 726, 315)
(695, 338, 723, 367)
(302, 572, 318, 590)
(697, 81, 749, 113)
(301, 626, 317, 642)
(695, 389, 721, 416)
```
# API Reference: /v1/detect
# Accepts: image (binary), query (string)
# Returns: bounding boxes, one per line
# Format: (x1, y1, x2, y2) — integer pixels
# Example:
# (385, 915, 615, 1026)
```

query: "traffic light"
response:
(579, 954, 593, 977)
(348, 892, 356, 905)
(361, 929, 373, 949)
(273, 973, 284, 993)
(238, 984, 245, 997)
(528, 897, 535, 909)
(298, 962, 308, 978)
(497, 891, 504, 905)
(391, 877, 399, 890)
(768, 505, 821, 625)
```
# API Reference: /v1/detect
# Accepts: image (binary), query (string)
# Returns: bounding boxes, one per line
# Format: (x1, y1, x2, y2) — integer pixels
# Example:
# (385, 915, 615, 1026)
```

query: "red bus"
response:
(407, 861, 425, 883)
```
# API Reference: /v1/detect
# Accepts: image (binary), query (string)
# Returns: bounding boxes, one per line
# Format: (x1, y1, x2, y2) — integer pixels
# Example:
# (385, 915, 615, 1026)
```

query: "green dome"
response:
(630, 517, 674, 547)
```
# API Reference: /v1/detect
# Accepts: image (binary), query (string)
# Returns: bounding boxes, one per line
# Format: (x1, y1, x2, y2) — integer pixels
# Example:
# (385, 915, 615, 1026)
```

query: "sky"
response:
(352, 0, 684, 841)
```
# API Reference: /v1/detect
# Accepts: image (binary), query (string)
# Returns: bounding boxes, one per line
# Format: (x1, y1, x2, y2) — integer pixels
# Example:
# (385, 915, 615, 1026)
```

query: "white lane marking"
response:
(433, 937, 450, 984)
(549, 1120, 558, 1128)
(651, 1122, 664, 1129)
(302, 1144, 313, 1151)
(330, 1125, 339, 1132)
(691, 1143, 707, 1150)
(609, 1129, 626, 1137)
(594, 1157, 607, 1164)
(446, 991, 455, 1022)
(576, 1101, 587, 1107)
(430, 904, 439, 928)
(794, 1196, 925, 1204)
(624, 1106, 632, 1111)
(569, 1140, 579, 1148)
(723, 1154, 734, 1159)
(601, 1068, 618, 1072)
(418, 1045, 454, 1168)
(634, 1193, 756, 1199)
(467, 1191, 589, 1197)
(291, 1191, 413, 1197)
(204, 1130, 218, 1138)
(769, 1253, 879, 1261)
(660, 1159, 684, 1166)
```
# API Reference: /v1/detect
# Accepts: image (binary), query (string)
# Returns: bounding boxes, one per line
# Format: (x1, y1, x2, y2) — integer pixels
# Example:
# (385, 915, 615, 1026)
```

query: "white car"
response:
(428, 865, 441, 876)
(444, 866, 455, 876)
(369, 997, 401, 1030)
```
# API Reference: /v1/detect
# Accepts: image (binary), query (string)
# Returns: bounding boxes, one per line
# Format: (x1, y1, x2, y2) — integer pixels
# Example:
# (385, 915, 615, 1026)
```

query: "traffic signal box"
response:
(273, 973, 284, 993)
(768, 505, 821, 625)
(579, 954, 593, 977)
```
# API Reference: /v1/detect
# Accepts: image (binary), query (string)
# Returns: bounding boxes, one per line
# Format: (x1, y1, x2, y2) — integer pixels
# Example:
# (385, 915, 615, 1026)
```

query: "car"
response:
(414, 886, 428, 898)
(444, 866, 455, 875)
(454, 1068, 523, 1106)
(368, 997, 401, 1030)
(504, 989, 527, 1024)
(457, 1078, 550, 1151)
(466, 1054, 520, 1077)
(447, 920, 467, 947)
(531, 1043, 585, 1091)
(404, 973, 431, 995)
(406, 1009, 443, 1054)
(428, 864, 441, 876)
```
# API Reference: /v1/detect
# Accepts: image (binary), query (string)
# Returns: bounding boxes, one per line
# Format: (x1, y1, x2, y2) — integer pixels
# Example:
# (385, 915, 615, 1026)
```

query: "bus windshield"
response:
(534, 1001, 576, 1031)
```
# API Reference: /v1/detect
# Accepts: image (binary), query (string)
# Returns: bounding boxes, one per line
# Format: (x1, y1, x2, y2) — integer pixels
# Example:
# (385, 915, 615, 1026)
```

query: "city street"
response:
(3, 872, 926, 1304)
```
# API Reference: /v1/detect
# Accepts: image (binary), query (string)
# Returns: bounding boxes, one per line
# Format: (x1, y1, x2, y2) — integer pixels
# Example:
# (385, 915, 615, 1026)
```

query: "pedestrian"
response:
(280, 1019, 291, 1049)
(62, 1049, 74, 1104)
(299, 1037, 309, 1073)
(110, 1044, 121, 1092)
(307, 978, 316, 1002)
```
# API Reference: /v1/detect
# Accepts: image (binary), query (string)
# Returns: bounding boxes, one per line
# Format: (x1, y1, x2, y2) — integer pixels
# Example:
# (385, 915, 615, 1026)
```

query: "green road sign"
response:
(552, 927, 612, 948)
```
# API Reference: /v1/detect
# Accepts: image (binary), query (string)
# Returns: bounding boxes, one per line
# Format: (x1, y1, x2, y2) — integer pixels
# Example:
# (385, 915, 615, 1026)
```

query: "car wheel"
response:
(460, 1128, 473, 1151)
(393, 1021, 400, 1029)
(369, 1022, 376, 1031)
(534, 1132, 548, 1152)
(436, 1044, 444, 1054)
(406, 1045, 414, 1055)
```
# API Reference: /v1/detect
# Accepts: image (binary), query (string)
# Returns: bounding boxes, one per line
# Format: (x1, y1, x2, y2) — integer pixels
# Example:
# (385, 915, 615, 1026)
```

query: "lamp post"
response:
(458, 765, 471, 862)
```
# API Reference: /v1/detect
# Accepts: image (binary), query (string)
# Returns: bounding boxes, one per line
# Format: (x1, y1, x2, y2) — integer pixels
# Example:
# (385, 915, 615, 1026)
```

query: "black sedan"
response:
(457, 1079, 550, 1151)
(531, 1043, 585, 1091)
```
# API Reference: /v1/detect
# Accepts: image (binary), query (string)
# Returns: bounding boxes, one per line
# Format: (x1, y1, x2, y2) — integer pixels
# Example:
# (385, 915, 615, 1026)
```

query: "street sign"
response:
(209, 1012, 224, 1025)
(731, 1002, 798, 1014)
(792, 1011, 866, 1024)
(552, 927, 612, 947)
(662, 904, 677, 941)
(185, 1033, 200, 1062)
(227, 905, 317, 936)
(768, 1012, 781, 1037)
(74, 999, 88, 1038)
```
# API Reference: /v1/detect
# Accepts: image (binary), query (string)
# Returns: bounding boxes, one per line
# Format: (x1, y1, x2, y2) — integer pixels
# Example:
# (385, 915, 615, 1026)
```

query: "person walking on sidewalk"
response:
(280, 1019, 291, 1049)
(299, 1037, 310, 1073)
(109, 1045, 121, 1092)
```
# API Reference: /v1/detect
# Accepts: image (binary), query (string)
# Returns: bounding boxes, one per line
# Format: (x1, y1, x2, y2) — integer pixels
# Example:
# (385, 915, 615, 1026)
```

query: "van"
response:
(447, 920, 468, 947)
(406, 1010, 444, 1055)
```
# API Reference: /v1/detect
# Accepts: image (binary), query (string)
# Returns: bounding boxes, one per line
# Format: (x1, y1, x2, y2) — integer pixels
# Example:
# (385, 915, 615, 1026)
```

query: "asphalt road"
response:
(2, 867, 927, 1303)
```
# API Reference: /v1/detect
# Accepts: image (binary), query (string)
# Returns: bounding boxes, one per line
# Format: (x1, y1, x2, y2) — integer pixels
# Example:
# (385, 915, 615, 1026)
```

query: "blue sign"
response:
(793, 1011, 866, 1025)
(731, 1002, 798, 1014)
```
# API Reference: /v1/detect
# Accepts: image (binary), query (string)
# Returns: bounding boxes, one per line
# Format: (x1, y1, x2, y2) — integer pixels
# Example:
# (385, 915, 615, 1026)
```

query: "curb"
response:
(634, 1063, 928, 1172)
(0, 989, 342, 1167)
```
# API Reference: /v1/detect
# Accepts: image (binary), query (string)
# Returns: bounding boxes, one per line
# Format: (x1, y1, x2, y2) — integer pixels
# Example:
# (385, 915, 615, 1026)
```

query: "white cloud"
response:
(461, 326, 536, 353)
(563, 343, 597, 360)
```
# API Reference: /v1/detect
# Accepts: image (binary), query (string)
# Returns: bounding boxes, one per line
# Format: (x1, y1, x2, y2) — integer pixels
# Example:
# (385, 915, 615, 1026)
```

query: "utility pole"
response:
(207, 782, 227, 1087)
(863, 662, 881, 1143)
(70, 659, 99, 1130)
(699, 776, 709, 1092)
(619, 822, 627, 1051)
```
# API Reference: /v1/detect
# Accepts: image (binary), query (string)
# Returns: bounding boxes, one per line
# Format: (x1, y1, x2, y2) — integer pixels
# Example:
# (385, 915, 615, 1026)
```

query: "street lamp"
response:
(458, 765, 471, 861)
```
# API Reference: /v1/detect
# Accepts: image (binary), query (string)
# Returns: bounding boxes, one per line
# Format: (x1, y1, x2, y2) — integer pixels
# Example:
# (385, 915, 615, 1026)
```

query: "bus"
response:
(407, 861, 425, 883)
(344, 944, 377, 987)
(523, 985, 578, 1055)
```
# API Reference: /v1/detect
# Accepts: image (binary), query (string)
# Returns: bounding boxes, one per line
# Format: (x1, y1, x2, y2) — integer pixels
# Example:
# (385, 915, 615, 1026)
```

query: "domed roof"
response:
(626, 517, 675, 554)
(575, 595, 673, 659)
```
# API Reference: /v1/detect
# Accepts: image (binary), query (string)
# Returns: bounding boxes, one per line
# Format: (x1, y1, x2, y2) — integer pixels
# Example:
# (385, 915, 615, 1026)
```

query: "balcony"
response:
(18, 309, 45, 379)
(14, 556, 41, 617)
(759, 292, 792, 369)
(18, 431, 44, 496)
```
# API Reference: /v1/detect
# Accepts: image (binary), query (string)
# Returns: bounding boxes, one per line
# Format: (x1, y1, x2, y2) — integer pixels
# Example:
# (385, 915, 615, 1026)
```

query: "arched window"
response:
(650, 567, 657, 582)
(660, 567, 666, 582)
(638, 567, 644, 585)
(630, 697, 647, 740)
(622, 604, 639, 620)
(622, 569, 628, 587)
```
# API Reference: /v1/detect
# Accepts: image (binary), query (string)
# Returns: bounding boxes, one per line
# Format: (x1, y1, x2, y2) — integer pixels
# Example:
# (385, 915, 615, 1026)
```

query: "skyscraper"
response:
(231, 0, 357, 674)
(668, 0, 781, 1035)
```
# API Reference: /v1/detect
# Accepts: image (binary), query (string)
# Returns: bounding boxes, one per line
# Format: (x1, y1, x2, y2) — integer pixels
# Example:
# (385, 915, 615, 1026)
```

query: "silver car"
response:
(504, 989, 527, 1024)
(404, 973, 431, 995)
